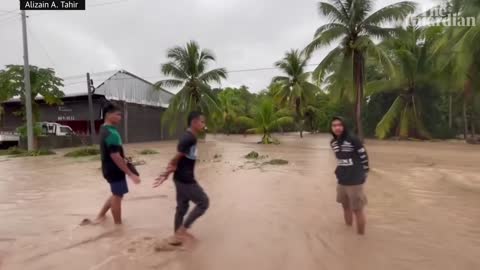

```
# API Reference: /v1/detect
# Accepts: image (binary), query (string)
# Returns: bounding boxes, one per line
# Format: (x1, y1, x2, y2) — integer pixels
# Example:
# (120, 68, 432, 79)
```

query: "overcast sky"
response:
(0, 0, 436, 94)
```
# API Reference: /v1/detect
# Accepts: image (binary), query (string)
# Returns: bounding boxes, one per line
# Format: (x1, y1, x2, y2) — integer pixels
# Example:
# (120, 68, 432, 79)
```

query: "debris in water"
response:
(263, 159, 289, 165)
(139, 149, 159, 155)
(245, 151, 259, 159)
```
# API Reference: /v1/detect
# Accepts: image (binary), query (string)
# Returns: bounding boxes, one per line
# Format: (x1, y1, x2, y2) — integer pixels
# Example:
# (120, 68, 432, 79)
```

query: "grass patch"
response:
(0, 147, 24, 156)
(0, 147, 55, 157)
(0, 147, 56, 157)
(139, 149, 159, 155)
(64, 147, 100, 157)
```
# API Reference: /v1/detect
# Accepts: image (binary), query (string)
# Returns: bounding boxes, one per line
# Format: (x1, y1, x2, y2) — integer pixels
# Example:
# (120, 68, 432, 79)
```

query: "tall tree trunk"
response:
(353, 50, 365, 141)
(463, 96, 468, 140)
(448, 94, 453, 129)
(471, 120, 476, 139)
(463, 66, 475, 141)
(295, 99, 303, 138)
(472, 93, 477, 140)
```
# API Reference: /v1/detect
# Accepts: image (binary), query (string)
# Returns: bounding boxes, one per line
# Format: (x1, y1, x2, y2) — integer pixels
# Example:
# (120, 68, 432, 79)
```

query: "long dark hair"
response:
(330, 116, 349, 143)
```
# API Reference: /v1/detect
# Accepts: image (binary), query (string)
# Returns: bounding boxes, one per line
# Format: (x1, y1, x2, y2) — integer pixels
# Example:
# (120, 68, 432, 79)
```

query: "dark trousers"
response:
(174, 180, 210, 232)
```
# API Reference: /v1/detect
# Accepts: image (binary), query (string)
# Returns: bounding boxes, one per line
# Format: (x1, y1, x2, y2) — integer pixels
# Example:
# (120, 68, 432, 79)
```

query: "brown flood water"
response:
(1, 134, 480, 270)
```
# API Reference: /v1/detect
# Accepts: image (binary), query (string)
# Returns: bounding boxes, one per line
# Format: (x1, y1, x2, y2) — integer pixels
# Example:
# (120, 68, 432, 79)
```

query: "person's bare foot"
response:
(176, 227, 197, 241)
(79, 218, 92, 226)
(92, 216, 107, 225)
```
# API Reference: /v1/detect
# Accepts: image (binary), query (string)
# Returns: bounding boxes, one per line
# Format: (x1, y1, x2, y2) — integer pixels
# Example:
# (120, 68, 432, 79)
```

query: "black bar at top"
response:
(20, 0, 86, 10)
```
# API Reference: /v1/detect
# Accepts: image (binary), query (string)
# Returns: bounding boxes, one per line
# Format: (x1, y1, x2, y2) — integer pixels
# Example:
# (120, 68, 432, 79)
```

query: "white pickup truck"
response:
(0, 131, 20, 148)
(0, 123, 74, 147)
(39, 122, 74, 136)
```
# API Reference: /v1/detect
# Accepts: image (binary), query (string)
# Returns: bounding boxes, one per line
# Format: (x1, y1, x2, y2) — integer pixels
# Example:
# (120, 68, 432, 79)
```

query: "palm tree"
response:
(306, 0, 416, 141)
(368, 26, 442, 139)
(432, 0, 480, 141)
(272, 49, 320, 138)
(217, 89, 242, 134)
(155, 41, 227, 131)
(237, 99, 294, 144)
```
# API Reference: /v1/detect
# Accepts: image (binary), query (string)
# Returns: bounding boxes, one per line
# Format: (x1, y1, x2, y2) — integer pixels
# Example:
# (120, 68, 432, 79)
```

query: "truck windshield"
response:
(60, 127, 73, 134)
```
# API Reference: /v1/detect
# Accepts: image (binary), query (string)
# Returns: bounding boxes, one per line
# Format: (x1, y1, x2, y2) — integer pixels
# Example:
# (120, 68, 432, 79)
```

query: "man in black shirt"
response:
(94, 103, 140, 225)
(330, 116, 369, 235)
(154, 111, 209, 243)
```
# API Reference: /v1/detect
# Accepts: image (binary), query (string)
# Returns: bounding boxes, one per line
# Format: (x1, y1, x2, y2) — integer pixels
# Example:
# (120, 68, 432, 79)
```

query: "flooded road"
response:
(1, 134, 480, 270)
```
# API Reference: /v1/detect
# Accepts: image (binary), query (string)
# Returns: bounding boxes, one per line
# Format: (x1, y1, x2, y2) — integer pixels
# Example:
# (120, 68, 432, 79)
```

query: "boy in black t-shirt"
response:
(154, 111, 210, 242)
(93, 103, 141, 225)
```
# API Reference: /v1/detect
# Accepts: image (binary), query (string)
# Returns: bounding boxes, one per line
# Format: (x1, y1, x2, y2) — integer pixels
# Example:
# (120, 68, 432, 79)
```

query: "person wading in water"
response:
(154, 111, 210, 244)
(330, 116, 369, 235)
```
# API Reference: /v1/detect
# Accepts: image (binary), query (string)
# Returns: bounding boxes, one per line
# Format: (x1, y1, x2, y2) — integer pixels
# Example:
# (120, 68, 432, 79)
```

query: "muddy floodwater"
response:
(1, 134, 479, 270)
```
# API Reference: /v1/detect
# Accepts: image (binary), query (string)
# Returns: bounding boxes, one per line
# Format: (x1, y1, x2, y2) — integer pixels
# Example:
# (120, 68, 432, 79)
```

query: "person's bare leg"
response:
(343, 205, 353, 226)
(94, 196, 112, 224)
(110, 195, 123, 225)
(354, 209, 366, 235)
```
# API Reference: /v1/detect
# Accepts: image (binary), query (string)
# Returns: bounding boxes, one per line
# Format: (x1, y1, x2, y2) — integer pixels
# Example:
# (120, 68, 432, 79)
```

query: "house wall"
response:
(1, 97, 105, 131)
(1, 96, 182, 146)
(117, 102, 182, 143)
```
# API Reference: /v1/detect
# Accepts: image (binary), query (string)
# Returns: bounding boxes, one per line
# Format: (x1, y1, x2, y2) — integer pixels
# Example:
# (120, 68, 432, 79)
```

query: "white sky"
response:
(0, 0, 437, 94)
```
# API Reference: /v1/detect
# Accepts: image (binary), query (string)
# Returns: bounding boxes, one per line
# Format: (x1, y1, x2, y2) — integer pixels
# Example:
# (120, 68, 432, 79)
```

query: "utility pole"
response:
(21, 10, 34, 151)
(86, 73, 96, 145)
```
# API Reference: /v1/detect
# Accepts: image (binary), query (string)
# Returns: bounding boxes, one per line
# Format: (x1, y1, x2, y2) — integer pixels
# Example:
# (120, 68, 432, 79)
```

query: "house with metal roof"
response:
(1, 70, 181, 145)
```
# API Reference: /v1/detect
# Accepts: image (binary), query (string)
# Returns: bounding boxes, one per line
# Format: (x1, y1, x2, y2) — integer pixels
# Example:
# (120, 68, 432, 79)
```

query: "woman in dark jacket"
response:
(330, 116, 369, 235)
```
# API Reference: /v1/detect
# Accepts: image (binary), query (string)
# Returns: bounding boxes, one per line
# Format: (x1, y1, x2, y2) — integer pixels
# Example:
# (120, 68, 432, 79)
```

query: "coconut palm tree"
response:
(432, 0, 480, 141)
(237, 99, 294, 144)
(217, 88, 242, 134)
(155, 41, 227, 131)
(306, 0, 416, 140)
(368, 26, 443, 139)
(272, 49, 320, 138)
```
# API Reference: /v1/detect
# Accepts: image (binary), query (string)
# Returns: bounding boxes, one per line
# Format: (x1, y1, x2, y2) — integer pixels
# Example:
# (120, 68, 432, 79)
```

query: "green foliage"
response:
(272, 49, 320, 137)
(155, 41, 227, 134)
(17, 123, 43, 138)
(237, 98, 294, 144)
(0, 147, 55, 157)
(64, 147, 100, 157)
(0, 65, 64, 106)
(306, 0, 416, 139)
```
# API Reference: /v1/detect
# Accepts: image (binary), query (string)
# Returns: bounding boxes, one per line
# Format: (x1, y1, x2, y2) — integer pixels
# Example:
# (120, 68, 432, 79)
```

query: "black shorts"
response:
(109, 179, 129, 197)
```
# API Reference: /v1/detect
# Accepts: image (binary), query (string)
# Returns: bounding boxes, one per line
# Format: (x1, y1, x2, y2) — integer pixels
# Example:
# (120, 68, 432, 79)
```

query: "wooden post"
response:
(124, 101, 128, 143)
(87, 73, 96, 145)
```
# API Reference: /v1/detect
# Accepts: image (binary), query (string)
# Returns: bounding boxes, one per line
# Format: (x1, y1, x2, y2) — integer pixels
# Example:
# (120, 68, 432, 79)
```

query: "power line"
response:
(0, 9, 17, 15)
(60, 64, 322, 81)
(27, 24, 56, 68)
(0, 13, 19, 25)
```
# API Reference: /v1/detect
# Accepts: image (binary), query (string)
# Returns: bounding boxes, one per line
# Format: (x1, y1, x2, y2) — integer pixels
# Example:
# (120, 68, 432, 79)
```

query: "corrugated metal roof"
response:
(4, 70, 174, 108)
(93, 70, 173, 108)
